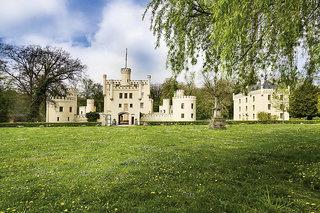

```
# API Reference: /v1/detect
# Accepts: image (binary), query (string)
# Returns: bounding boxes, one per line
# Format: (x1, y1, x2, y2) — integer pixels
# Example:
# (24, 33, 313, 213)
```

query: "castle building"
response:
(102, 67, 153, 125)
(46, 89, 78, 123)
(79, 99, 96, 115)
(142, 90, 196, 122)
(46, 50, 197, 125)
(233, 80, 289, 121)
(46, 89, 97, 123)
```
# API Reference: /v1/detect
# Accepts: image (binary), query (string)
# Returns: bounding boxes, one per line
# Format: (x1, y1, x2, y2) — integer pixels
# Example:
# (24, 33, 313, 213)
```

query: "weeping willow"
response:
(144, 0, 320, 86)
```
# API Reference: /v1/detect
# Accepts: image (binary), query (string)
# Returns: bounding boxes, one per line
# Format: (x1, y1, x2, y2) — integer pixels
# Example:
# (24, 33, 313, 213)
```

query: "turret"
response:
(121, 68, 131, 85)
(174, 90, 185, 97)
(86, 99, 95, 113)
(121, 48, 131, 85)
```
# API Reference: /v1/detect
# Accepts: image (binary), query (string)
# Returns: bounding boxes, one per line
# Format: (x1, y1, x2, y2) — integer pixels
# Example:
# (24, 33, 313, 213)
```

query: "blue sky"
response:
(0, 0, 171, 83)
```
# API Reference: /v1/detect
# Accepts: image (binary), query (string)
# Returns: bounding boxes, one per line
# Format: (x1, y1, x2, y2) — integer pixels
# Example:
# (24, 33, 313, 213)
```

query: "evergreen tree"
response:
(289, 79, 319, 119)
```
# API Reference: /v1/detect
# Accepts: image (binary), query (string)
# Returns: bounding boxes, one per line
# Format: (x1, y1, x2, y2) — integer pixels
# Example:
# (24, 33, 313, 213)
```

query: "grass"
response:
(0, 124, 319, 212)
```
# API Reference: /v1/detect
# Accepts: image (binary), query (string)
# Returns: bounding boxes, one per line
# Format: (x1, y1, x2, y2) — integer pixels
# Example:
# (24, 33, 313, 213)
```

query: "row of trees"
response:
(1, 42, 319, 123)
(152, 74, 320, 121)
(0, 43, 106, 122)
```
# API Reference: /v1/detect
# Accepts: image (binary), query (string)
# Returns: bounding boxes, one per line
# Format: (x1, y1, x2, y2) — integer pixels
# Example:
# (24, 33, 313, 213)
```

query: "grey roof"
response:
(250, 80, 276, 91)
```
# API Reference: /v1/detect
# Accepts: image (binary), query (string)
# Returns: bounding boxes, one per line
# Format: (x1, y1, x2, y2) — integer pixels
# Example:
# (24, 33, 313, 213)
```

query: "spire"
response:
(125, 48, 128, 68)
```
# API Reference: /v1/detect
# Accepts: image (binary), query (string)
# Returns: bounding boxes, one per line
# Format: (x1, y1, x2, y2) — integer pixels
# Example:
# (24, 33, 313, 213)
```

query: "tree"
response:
(86, 112, 100, 122)
(161, 77, 180, 100)
(150, 83, 162, 112)
(0, 44, 85, 121)
(78, 78, 104, 112)
(183, 71, 196, 95)
(0, 74, 15, 122)
(144, 0, 320, 127)
(318, 95, 320, 115)
(289, 79, 319, 119)
(202, 72, 234, 120)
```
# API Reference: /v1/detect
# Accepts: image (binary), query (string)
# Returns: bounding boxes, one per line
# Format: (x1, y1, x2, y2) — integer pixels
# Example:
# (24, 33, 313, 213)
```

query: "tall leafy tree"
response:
(150, 83, 163, 112)
(161, 77, 180, 100)
(289, 79, 319, 119)
(0, 73, 15, 122)
(145, 0, 320, 126)
(0, 44, 85, 121)
(78, 78, 104, 112)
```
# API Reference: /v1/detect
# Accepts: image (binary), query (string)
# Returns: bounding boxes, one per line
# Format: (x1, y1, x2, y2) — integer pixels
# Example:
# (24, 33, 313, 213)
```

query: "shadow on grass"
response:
(1, 125, 320, 212)
(90, 126, 320, 212)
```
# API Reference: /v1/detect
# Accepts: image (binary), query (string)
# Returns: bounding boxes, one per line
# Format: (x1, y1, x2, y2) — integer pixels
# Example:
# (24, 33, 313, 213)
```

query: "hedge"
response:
(142, 119, 320, 126)
(0, 120, 319, 128)
(0, 122, 101, 128)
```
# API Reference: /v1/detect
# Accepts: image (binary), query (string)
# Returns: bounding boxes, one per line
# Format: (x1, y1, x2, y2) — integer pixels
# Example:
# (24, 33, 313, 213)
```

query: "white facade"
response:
(102, 67, 153, 125)
(46, 91, 97, 123)
(142, 90, 196, 122)
(79, 99, 96, 115)
(46, 89, 78, 122)
(233, 85, 289, 121)
(46, 66, 197, 125)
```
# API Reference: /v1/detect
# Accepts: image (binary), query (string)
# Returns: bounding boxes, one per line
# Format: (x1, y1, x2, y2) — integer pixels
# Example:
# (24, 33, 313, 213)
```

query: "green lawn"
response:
(0, 125, 319, 212)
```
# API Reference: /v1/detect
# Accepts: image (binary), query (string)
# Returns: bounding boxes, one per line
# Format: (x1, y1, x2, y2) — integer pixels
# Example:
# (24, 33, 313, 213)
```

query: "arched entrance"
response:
(118, 112, 130, 125)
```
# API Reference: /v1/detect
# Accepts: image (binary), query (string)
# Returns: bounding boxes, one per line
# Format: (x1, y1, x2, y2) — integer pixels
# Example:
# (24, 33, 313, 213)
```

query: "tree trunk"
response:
(209, 96, 226, 129)
(28, 85, 47, 122)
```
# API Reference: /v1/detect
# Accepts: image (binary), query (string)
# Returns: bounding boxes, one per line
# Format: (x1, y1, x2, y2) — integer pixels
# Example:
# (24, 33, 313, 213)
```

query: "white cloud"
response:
(0, 0, 65, 26)
(0, 0, 171, 84)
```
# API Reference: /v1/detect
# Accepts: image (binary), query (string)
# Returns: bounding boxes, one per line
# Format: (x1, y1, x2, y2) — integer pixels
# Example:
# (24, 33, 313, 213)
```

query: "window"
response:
(246, 97, 248, 103)
(239, 106, 241, 112)
(124, 93, 128, 99)
(191, 113, 194, 119)
(253, 114, 255, 119)
(191, 103, 194, 109)
(280, 113, 284, 119)
(80, 111, 83, 115)
(268, 104, 271, 110)
(119, 104, 122, 108)
(59, 107, 63, 112)
(181, 103, 184, 109)
(268, 95, 271, 100)
(246, 106, 248, 111)
(163, 110, 166, 113)
(57, 117, 59, 121)
(130, 104, 133, 108)
(129, 93, 133, 99)
(68, 117, 70, 121)
(69, 107, 72, 113)
(181, 113, 185, 118)
(119, 93, 123, 99)
(140, 103, 144, 108)
(253, 96, 255, 102)
(239, 114, 241, 119)
(280, 94, 284, 100)
(253, 105, 255, 111)
(239, 99, 241, 104)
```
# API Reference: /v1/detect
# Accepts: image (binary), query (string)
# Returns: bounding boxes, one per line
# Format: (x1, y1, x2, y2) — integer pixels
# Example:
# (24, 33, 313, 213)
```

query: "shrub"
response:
(86, 112, 100, 122)
(0, 122, 101, 128)
(257, 112, 272, 121)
